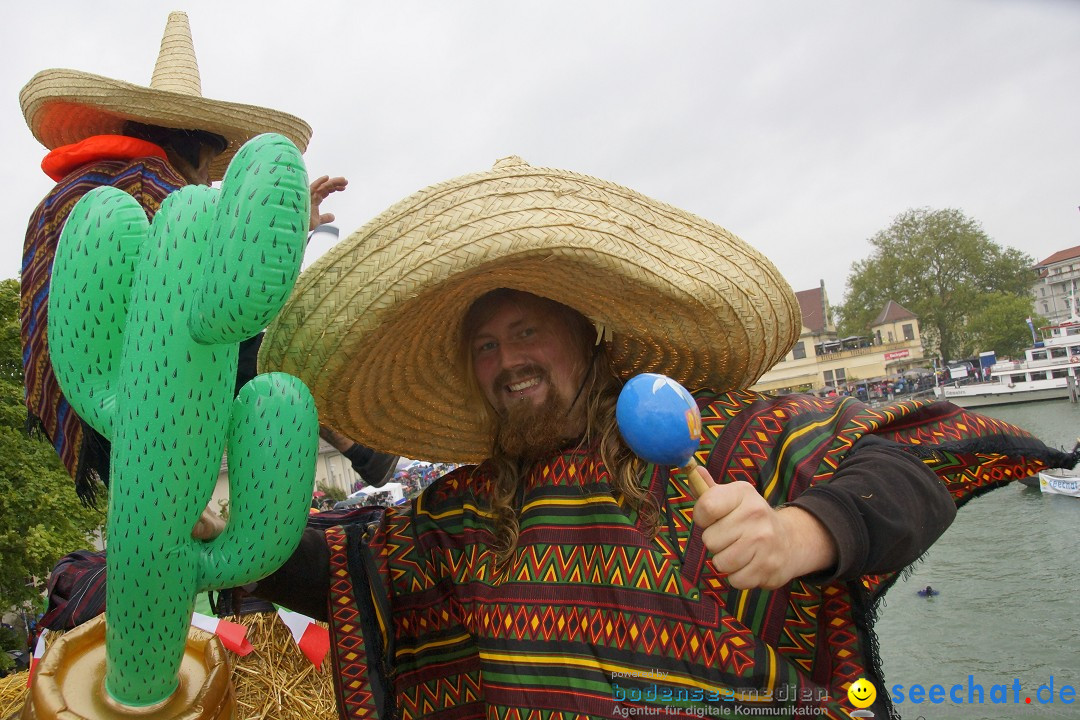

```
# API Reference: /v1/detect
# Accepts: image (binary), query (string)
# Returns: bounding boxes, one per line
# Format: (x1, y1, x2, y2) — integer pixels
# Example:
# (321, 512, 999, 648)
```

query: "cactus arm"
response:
(197, 372, 318, 589)
(47, 186, 148, 439)
(188, 133, 310, 345)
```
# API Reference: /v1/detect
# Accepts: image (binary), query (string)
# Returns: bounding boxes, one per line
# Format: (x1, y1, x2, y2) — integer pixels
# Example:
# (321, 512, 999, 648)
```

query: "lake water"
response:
(875, 399, 1080, 719)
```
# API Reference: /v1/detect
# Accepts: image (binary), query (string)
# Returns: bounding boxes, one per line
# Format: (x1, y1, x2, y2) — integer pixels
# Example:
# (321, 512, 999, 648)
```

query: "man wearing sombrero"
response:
(19, 11, 396, 506)
(252, 156, 1077, 719)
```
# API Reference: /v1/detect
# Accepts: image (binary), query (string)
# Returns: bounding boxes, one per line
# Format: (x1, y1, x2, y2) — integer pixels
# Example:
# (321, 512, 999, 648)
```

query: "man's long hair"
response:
(460, 290, 657, 566)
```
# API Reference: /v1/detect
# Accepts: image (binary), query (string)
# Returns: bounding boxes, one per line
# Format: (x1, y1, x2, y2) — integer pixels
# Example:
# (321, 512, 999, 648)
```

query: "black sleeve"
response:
(251, 527, 331, 621)
(342, 443, 400, 487)
(787, 443, 956, 583)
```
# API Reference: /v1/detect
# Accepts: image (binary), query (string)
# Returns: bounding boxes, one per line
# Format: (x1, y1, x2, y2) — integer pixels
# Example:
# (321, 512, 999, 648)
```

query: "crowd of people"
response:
(335, 462, 458, 508)
(821, 372, 938, 402)
(390, 461, 458, 498)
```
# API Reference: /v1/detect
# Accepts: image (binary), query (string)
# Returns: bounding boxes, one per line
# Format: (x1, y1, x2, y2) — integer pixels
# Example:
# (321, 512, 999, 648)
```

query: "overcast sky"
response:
(5, 0, 1078, 306)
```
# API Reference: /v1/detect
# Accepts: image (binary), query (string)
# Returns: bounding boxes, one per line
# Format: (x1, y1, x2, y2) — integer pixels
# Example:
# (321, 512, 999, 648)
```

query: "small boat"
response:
(1037, 469, 1080, 498)
(1019, 474, 1041, 489)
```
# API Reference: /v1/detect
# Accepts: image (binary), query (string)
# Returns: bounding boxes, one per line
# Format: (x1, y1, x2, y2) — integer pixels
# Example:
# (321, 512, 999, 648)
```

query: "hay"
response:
(0, 612, 337, 720)
(0, 670, 30, 720)
(230, 611, 337, 720)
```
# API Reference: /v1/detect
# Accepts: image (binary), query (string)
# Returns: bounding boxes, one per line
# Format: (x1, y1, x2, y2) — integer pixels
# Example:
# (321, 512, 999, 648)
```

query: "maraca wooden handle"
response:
(681, 458, 711, 499)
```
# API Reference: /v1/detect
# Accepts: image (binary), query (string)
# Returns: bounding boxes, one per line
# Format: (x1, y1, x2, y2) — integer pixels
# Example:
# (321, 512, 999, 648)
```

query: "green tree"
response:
(0, 623, 18, 674)
(316, 482, 346, 504)
(838, 208, 1035, 363)
(0, 277, 20, 384)
(0, 278, 104, 615)
(967, 294, 1044, 360)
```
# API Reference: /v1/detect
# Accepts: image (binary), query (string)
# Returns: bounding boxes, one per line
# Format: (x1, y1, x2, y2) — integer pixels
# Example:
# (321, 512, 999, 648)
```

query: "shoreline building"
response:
(751, 282, 926, 395)
(1033, 245, 1080, 326)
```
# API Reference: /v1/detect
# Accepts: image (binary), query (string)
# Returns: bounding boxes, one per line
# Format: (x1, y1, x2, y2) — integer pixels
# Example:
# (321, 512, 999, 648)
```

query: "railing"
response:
(1024, 352, 1077, 368)
(812, 341, 918, 362)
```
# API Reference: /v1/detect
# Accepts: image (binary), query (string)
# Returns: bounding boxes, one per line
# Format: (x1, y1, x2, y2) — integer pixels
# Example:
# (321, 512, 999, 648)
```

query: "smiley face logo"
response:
(847, 678, 877, 709)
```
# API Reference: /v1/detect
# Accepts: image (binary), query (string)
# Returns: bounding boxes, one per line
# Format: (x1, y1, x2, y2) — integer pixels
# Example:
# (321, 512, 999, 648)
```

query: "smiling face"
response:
(847, 678, 877, 709)
(464, 290, 593, 453)
(470, 291, 589, 418)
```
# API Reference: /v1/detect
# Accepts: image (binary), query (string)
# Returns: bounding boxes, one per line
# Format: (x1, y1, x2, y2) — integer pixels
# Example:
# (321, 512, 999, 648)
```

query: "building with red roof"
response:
(752, 282, 926, 395)
(1033, 245, 1080, 325)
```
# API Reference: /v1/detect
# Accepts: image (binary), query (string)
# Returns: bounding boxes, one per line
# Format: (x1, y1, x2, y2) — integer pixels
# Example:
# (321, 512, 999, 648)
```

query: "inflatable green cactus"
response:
(47, 133, 318, 707)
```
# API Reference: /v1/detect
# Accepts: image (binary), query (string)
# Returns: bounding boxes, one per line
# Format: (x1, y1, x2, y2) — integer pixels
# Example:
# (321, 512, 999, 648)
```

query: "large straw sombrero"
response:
(19, 11, 311, 182)
(260, 156, 800, 462)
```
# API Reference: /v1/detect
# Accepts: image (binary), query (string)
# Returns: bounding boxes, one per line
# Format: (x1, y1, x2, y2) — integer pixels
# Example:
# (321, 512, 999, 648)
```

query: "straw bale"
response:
(230, 611, 337, 720)
(0, 670, 30, 720)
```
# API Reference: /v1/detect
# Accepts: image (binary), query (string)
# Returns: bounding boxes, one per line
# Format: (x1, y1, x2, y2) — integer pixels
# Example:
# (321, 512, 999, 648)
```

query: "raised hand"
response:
(309, 175, 348, 230)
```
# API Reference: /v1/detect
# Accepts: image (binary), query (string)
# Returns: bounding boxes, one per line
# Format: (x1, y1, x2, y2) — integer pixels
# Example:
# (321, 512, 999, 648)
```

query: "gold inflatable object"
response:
(21, 615, 234, 719)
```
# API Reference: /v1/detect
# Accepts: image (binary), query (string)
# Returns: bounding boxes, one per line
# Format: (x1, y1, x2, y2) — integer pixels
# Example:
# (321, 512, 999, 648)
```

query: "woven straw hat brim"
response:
(259, 158, 800, 463)
(20, 69, 312, 182)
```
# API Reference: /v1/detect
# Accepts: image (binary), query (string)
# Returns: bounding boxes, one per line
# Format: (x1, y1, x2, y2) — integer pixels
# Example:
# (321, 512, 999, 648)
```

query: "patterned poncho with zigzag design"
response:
(322, 391, 1076, 720)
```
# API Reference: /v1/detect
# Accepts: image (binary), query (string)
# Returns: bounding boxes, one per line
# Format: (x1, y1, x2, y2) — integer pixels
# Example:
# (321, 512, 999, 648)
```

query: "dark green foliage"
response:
(0, 280, 20, 383)
(0, 624, 20, 652)
(0, 279, 103, 614)
(968, 295, 1046, 360)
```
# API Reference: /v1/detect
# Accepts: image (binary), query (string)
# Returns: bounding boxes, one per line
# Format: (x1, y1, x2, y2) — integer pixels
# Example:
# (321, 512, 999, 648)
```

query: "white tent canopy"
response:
(347, 482, 406, 504)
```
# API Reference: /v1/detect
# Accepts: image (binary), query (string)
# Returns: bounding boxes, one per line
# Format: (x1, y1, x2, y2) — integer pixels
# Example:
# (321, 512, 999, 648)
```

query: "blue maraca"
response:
(617, 373, 710, 497)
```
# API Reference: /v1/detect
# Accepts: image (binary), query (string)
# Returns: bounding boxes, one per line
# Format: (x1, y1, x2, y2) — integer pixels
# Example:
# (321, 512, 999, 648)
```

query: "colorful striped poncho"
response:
(21, 151, 184, 504)
(321, 391, 1077, 720)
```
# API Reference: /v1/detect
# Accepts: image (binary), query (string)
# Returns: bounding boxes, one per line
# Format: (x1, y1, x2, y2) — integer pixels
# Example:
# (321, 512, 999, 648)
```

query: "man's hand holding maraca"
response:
(690, 467, 838, 590)
(617, 373, 840, 590)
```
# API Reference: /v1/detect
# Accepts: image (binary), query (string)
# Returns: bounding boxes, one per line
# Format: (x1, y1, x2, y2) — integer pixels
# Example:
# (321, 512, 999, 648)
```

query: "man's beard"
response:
(492, 368, 574, 462)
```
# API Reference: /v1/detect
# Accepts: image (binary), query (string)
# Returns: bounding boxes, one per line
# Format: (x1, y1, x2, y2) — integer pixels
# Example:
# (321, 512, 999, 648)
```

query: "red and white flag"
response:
(26, 629, 48, 688)
(277, 608, 330, 669)
(191, 612, 254, 656)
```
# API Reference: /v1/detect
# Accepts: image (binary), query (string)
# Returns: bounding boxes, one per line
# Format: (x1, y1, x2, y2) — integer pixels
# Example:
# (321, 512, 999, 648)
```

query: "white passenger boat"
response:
(938, 321, 1080, 408)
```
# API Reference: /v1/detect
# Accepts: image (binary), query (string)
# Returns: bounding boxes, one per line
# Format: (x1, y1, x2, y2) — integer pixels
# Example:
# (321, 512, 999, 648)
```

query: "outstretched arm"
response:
(785, 444, 956, 582)
(693, 444, 956, 589)
(320, 424, 401, 487)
